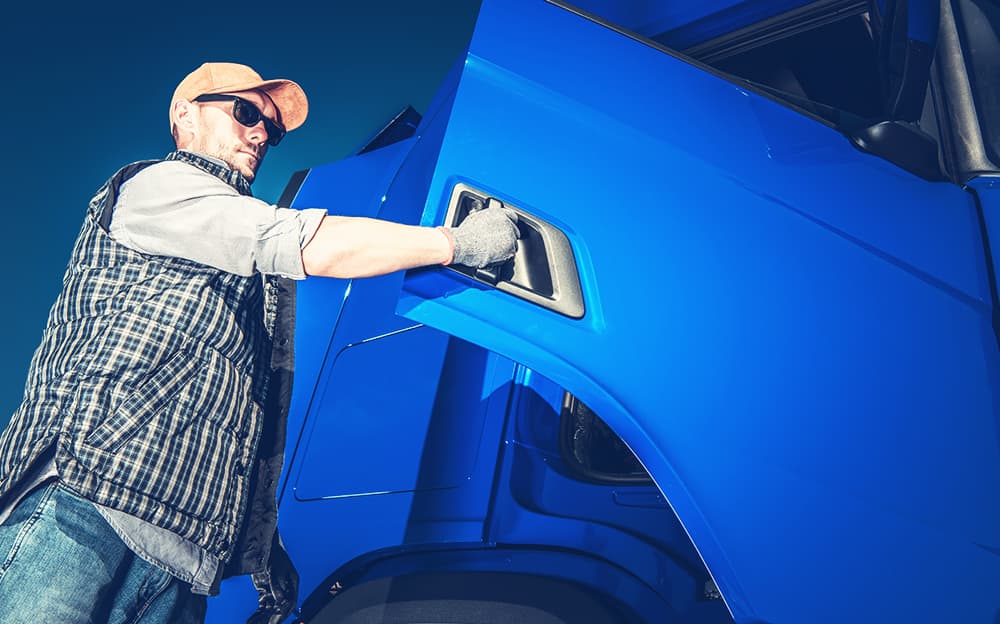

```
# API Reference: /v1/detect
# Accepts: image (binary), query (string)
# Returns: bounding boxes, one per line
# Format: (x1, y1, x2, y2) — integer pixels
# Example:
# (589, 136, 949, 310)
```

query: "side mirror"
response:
(850, 120, 945, 181)
(847, 0, 944, 180)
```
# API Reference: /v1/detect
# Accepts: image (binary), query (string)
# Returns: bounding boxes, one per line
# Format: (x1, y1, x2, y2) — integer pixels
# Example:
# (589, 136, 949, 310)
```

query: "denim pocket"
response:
(0, 482, 57, 580)
(83, 349, 202, 453)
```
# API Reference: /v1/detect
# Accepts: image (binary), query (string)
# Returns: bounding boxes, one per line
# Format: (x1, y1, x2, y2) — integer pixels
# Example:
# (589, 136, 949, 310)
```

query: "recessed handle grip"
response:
(444, 183, 585, 319)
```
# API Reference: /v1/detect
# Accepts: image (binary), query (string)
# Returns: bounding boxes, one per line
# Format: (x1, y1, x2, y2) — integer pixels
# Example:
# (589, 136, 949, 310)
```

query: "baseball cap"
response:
(171, 62, 308, 131)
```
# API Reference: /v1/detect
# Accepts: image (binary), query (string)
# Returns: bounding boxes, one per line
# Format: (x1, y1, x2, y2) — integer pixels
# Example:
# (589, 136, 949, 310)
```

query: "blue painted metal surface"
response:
(393, 0, 1000, 622)
(278, 328, 516, 607)
(490, 367, 729, 622)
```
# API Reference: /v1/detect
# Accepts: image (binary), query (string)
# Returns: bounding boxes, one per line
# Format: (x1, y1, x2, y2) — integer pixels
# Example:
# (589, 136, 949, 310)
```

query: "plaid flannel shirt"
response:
(0, 152, 292, 573)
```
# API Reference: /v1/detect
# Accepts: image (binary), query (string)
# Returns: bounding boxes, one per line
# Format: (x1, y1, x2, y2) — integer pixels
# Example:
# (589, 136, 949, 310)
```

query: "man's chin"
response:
(238, 155, 260, 182)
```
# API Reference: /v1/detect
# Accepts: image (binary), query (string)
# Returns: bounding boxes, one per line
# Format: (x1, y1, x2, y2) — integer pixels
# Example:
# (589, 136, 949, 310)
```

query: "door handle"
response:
(445, 183, 585, 319)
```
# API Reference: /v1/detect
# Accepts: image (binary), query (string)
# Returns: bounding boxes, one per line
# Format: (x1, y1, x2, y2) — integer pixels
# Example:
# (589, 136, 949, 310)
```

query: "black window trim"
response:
(930, 0, 999, 182)
(557, 392, 654, 486)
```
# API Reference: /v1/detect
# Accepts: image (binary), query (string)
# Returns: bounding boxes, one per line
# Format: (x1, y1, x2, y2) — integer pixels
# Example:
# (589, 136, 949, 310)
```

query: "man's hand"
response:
(247, 536, 299, 624)
(447, 202, 520, 268)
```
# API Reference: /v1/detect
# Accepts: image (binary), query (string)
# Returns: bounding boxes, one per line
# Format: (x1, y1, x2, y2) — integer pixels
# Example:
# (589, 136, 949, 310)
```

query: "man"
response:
(0, 62, 518, 623)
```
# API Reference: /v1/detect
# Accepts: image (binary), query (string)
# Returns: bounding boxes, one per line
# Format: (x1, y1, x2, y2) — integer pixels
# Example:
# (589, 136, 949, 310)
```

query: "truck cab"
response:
(209, 1, 1000, 622)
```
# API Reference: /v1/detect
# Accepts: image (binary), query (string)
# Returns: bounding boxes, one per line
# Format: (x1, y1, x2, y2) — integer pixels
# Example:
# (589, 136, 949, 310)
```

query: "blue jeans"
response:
(0, 481, 206, 623)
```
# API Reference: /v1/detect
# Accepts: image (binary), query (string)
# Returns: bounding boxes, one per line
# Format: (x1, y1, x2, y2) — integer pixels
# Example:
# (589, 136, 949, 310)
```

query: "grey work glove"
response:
(447, 199, 520, 268)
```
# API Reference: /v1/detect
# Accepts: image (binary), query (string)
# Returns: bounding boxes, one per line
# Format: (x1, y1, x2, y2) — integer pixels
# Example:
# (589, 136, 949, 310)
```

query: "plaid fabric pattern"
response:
(0, 152, 275, 559)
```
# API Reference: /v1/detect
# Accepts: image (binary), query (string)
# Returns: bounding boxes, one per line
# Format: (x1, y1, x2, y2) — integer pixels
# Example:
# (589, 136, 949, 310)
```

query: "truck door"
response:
(393, 0, 1000, 622)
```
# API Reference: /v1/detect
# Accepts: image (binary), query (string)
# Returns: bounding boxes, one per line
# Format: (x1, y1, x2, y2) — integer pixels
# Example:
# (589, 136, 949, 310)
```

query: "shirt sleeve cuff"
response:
(255, 208, 328, 280)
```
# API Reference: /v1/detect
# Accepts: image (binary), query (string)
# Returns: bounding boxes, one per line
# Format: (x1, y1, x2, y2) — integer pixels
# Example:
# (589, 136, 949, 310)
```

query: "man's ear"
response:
(172, 98, 198, 138)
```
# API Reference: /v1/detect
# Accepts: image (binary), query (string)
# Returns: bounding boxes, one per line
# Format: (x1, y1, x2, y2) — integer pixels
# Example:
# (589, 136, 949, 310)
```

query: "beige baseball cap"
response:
(170, 62, 308, 131)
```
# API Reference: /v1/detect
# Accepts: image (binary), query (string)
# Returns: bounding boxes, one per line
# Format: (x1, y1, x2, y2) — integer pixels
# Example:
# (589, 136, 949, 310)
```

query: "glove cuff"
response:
(437, 226, 456, 265)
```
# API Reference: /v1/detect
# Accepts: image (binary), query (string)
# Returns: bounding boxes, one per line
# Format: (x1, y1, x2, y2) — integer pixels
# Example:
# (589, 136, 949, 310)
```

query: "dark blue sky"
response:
(0, 2, 482, 424)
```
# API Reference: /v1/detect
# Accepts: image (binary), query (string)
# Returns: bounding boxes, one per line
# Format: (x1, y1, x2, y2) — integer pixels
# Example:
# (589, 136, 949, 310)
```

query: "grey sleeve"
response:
(109, 161, 326, 279)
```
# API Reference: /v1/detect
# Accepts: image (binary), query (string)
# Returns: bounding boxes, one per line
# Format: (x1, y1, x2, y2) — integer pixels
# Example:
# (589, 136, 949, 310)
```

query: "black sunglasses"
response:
(194, 94, 286, 146)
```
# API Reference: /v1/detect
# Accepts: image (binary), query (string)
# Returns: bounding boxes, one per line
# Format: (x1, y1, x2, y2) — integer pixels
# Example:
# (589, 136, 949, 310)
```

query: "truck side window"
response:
(706, 13, 883, 130)
(559, 393, 652, 484)
(553, 1, 901, 131)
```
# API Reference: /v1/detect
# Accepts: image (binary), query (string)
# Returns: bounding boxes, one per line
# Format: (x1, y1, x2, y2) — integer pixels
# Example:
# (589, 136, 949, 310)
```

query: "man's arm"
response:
(111, 161, 327, 279)
(115, 159, 518, 280)
(301, 206, 519, 278)
(301, 216, 451, 278)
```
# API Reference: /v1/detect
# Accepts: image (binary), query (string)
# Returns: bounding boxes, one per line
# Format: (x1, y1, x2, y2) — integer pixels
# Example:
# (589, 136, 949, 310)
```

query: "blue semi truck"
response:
(209, 1, 1000, 622)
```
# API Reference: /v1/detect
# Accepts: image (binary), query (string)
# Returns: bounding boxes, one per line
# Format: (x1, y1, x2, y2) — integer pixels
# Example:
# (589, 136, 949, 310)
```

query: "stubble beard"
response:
(205, 140, 263, 183)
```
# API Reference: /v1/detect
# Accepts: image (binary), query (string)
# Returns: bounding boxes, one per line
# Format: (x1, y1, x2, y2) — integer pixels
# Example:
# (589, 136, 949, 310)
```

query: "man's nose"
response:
(247, 121, 269, 146)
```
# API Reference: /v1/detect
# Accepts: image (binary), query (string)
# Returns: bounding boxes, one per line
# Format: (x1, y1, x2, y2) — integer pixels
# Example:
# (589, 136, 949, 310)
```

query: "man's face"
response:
(188, 89, 280, 182)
